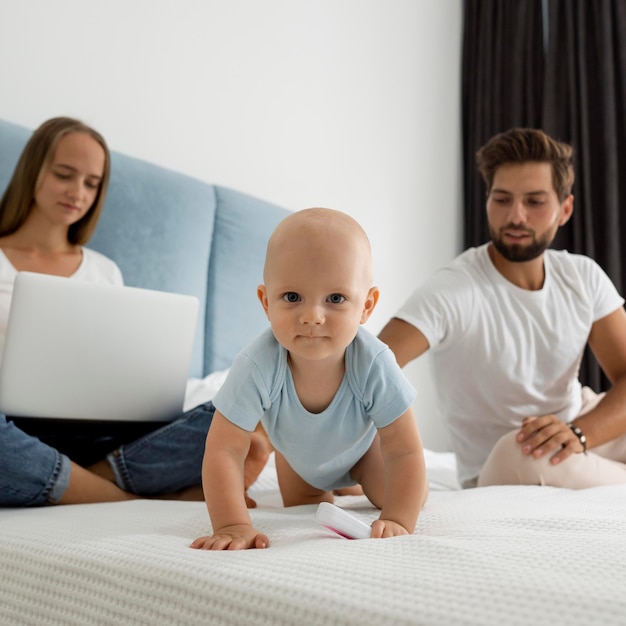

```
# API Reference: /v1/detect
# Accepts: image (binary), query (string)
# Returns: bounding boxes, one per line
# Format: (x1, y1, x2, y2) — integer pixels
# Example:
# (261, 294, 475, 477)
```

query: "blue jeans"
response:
(0, 402, 215, 506)
(0, 417, 71, 505)
(108, 402, 215, 495)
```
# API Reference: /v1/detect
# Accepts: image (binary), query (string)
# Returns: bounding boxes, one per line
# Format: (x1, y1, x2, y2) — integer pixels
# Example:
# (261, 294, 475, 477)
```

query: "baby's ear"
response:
(257, 285, 270, 319)
(360, 286, 380, 323)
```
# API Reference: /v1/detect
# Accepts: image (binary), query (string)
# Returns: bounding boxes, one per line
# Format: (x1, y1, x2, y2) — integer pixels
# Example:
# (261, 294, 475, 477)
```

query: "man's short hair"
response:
(476, 128, 575, 202)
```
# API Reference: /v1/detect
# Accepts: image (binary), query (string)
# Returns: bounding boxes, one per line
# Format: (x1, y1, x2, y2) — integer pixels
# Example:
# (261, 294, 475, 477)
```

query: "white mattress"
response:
(1, 451, 626, 626)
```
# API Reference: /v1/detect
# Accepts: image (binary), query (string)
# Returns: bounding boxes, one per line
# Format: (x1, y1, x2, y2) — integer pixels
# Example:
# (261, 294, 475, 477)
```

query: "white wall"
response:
(0, 0, 463, 450)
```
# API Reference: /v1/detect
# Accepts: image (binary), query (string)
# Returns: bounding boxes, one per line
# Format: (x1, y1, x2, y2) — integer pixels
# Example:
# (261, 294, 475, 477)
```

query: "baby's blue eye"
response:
(327, 294, 345, 304)
(283, 292, 300, 303)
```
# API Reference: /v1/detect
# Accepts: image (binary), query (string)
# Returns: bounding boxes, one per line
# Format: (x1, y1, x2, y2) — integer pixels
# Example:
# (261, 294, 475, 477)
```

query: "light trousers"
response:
(478, 388, 626, 489)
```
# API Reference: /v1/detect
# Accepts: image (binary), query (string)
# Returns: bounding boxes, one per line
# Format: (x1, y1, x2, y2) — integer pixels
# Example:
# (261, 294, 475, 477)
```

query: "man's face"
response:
(486, 162, 572, 263)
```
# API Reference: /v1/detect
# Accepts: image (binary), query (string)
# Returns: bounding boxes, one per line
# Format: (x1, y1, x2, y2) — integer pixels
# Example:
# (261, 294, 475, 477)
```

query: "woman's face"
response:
(32, 132, 106, 229)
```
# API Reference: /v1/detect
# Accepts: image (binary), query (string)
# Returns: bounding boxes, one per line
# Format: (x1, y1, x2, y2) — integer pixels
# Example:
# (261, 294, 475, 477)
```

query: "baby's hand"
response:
(190, 524, 269, 551)
(370, 519, 410, 539)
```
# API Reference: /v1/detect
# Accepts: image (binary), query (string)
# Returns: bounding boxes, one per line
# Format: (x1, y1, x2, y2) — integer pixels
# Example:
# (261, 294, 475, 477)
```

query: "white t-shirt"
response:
(0, 247, 123, 359)
(395, 244, 625, 487)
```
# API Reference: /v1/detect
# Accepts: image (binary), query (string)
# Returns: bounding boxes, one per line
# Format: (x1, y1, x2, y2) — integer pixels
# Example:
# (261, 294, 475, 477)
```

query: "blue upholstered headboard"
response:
(0, 119, 290, 378)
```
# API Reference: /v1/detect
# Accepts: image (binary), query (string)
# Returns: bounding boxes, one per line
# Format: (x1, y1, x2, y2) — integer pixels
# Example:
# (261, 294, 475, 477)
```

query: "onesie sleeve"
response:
(212, 353, 269, 431)
(348, 329, 416, 430)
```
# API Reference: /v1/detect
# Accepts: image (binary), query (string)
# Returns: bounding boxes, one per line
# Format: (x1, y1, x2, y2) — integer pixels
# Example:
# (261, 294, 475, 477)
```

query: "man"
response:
(378, 128, 626, 489)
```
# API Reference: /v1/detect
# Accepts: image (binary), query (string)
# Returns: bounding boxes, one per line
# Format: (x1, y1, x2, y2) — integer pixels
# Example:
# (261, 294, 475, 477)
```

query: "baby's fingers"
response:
(190, 530, 269, 551)
(190, 535, 227, 550)
(370, 519, 409, 539)
(370, 519, 385, 538)
(253, 533, 270, 549)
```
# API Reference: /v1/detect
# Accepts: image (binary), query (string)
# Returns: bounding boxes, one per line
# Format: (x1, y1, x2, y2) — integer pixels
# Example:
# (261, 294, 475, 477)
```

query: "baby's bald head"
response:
(263, 207, 373, 288)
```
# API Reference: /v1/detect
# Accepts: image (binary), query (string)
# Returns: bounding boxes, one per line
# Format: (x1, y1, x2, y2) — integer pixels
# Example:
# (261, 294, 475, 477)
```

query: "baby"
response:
(191, 208, 428, 550)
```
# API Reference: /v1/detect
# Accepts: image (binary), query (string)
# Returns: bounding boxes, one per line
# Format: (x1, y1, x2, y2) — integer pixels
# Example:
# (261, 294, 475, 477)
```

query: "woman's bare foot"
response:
(89, 458, 116, 482)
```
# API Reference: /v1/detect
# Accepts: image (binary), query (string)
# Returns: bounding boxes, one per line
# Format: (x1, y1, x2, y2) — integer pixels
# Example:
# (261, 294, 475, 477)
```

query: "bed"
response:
(1, 118, 626, 625)
(2, 450, 626, 625)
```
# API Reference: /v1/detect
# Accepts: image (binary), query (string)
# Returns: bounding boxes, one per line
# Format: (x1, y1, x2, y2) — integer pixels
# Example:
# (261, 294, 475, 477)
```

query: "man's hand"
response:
(190, 524, 270, 551)
(370, 519, 410, 539)
(516, 415, 585, 465)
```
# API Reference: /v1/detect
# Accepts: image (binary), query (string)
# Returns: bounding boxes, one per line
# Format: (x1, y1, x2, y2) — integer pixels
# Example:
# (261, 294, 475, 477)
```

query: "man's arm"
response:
(576, 307, 626, 446)
(377, 318, 430, 367)
(518, 307, 626, 464)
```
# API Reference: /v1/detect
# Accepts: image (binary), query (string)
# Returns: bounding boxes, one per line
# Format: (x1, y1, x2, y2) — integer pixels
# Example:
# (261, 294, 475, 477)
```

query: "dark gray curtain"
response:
(463, 0, 626, 390)
(542, 0, 626, 389)
(462, 0, 545, 247)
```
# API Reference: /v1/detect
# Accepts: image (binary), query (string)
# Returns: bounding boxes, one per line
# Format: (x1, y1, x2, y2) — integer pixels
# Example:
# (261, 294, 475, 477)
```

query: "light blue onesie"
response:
(212, 326, 416, 491)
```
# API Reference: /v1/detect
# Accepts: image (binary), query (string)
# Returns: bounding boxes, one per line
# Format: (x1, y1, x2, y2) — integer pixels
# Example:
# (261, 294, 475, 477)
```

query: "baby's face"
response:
(258, 214, 377, 366)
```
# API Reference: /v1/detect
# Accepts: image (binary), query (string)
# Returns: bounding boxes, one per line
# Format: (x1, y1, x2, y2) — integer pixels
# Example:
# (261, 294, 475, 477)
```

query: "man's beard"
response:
(489, 226, 553, 263)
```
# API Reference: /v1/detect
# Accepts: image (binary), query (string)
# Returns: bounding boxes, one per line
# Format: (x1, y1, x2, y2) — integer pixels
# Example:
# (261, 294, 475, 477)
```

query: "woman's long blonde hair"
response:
(0, 117, 111, 245)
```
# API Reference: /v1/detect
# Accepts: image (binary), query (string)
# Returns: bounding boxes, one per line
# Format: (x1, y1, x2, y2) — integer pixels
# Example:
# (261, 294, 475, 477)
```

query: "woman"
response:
(0, 117, 270, 506)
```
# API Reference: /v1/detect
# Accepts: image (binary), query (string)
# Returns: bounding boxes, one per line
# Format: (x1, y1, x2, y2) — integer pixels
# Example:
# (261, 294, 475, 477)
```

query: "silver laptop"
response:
(0, 272, 199, 422)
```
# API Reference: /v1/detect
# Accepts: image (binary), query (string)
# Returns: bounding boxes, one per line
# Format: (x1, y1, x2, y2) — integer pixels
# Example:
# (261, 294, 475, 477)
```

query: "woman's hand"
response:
(516, 415, 584, 465)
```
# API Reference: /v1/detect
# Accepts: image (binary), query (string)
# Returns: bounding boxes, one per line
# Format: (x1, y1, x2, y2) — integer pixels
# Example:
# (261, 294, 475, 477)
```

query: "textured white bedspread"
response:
(1, 456, 626, 626)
